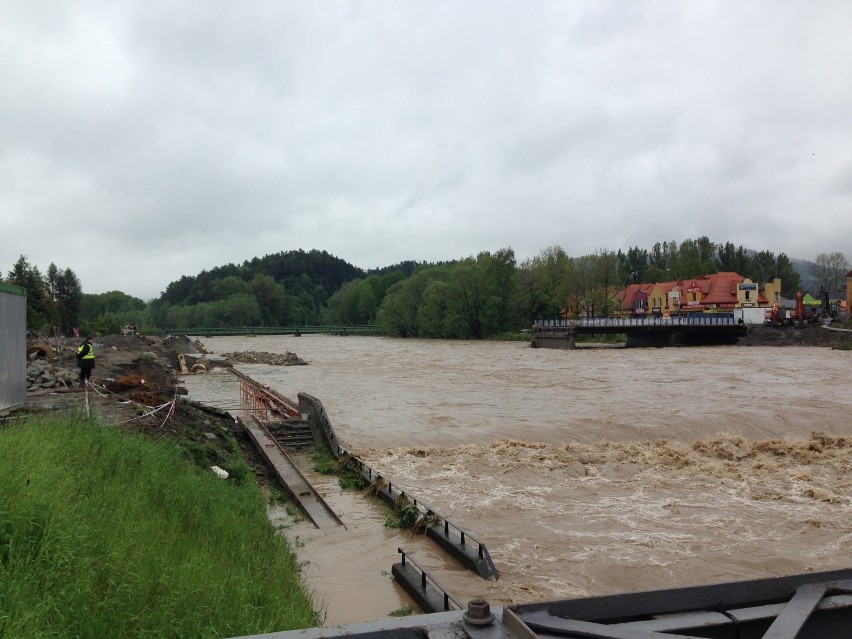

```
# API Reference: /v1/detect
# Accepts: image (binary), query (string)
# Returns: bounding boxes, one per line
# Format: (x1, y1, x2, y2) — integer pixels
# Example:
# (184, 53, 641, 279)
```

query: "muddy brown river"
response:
(181, 336, 852, 626)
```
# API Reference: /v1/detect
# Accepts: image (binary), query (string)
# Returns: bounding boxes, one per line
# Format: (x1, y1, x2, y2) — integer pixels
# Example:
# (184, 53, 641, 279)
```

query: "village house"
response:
(612, 272, 782, 318)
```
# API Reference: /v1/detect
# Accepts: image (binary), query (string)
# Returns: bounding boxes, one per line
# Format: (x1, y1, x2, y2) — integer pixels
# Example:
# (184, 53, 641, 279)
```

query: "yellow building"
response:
(615, 272, 781, 317)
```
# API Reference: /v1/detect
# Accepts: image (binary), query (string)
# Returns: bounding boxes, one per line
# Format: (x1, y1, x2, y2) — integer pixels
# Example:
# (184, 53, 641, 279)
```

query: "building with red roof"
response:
(613, 273, 782, 317)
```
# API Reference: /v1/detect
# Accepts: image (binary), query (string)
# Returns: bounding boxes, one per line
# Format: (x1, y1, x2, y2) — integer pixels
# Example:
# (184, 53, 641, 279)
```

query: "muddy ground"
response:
(738, 323, 852, 347)
(21, 334, 275, 487)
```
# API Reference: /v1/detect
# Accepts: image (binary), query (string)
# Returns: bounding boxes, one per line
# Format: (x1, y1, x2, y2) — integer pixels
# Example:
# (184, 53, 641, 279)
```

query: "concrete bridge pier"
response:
(531, 330, 576, 349)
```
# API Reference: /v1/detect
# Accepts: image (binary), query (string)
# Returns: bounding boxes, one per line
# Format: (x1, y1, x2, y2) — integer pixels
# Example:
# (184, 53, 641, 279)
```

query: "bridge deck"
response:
(533, 316, 747, 347)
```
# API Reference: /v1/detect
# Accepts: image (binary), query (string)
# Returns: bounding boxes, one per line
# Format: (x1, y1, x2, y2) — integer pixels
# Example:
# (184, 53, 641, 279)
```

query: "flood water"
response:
(181, 335, 852, 626)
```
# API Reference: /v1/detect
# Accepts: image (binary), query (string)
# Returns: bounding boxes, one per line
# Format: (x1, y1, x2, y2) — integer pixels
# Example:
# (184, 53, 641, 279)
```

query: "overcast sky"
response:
(2, 1, 851, 301)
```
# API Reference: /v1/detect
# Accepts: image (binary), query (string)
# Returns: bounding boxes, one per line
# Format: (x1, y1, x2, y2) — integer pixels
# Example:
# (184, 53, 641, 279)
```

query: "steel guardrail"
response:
(394, 547, 463, 613)
(299, 393, 499, 580)
(363, 462, 497, 575)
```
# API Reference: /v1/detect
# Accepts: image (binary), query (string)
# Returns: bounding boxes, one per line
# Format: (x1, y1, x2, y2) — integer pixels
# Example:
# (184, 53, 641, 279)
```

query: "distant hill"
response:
(789, 257, 818, 293)
(158, 249, 366, 306)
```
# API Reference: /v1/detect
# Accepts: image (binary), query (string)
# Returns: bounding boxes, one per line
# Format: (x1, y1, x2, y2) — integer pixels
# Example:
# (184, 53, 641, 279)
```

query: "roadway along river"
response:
(181, 335, 852, 626)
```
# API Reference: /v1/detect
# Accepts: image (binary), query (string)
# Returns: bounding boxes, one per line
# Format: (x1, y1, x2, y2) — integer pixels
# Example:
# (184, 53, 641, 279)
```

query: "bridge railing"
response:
(534, 315, 739, 329)
(395, 547, 463, 612)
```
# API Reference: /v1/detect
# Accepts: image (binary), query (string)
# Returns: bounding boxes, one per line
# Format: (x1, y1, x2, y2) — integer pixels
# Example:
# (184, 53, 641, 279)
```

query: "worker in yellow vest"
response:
(76, 335, 95, 386)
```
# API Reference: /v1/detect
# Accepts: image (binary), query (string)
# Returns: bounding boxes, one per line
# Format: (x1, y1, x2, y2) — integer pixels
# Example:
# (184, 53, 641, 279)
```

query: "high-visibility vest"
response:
(77, 343, 95, 360)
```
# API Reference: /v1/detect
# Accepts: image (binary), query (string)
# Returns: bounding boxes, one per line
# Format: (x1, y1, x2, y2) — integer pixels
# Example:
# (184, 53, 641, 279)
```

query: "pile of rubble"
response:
(220, 350, 308, 366)
(26, 358, 81, 390)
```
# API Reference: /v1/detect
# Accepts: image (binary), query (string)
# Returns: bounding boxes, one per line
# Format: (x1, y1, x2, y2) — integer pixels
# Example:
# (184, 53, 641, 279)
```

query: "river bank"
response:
(737, 323, 852, 347)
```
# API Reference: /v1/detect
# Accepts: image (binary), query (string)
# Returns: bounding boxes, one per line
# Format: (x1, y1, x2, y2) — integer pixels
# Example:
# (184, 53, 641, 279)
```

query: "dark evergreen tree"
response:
(775, 253, 802, 297)
(7, 255, 49, 331)
(749, 250, 777, 284)
(55, 267, 83, 332)
(368, 261, 421, 278)
(160, 275, 196, 305)
(715, 242, 751, 274)
(619, 246, 649, 285)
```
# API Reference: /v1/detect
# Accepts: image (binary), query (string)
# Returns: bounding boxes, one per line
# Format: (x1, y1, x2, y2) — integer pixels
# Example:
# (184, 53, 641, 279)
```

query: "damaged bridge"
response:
(231, 369, 498, 614)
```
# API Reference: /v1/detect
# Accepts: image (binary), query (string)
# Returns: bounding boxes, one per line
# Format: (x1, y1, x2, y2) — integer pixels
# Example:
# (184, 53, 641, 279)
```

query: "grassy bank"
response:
(0, 414, 316, 638)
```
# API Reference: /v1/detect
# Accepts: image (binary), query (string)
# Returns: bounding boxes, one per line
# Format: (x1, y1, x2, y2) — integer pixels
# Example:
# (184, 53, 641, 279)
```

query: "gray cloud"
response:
(2, 1, 851, 300)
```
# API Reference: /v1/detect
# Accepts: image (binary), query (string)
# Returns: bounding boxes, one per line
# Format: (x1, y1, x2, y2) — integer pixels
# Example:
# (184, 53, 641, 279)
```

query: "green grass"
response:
(309, 445, 337, 475)
(384, 502, 420, 529)
(495, 331, 532, 341)
(388, 603, 421, 617)
(337, 471, 367, 490)
(308, 446, 367, 489)
(0, 414, 317, 638)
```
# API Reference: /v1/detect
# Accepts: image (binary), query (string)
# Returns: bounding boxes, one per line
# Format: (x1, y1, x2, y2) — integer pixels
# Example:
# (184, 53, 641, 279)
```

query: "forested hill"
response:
(148, 249, 465, 329)
(148, 249, 436, 329)
(158, 249, 364, 307)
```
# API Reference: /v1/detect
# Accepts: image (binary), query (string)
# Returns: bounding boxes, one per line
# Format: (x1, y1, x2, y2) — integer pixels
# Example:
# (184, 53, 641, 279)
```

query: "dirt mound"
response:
(738, 324, 852, 347)
(220, 350, 308, 366)
(103, 373, 152, 393)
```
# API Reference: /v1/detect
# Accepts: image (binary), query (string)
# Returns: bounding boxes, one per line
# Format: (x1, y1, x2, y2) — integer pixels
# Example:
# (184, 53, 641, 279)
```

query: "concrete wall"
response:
(531, 333, 576, 349)
(298, 392, 341, 453)
(0, 285, 27, 415)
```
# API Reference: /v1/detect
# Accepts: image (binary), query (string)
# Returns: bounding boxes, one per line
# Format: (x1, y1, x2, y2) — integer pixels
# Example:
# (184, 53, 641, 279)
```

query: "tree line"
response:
(4, 241, 849, 338)
(316, 239, 849, 337)
(4, 256, 83, 333)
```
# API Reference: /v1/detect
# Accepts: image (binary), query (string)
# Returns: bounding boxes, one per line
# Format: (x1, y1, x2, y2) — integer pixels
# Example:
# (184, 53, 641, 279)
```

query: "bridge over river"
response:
(166, 324, 382, 337)
(532, 315, 748, 348)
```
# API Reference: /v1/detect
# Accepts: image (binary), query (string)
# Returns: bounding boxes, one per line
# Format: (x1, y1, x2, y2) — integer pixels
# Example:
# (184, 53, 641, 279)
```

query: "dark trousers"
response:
(78, 360, 94, 384)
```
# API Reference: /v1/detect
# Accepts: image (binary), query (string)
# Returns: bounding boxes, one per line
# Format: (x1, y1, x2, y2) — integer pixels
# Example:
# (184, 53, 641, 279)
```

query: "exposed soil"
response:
(737, 323, 852, 348)
(21, 334, 274, 486)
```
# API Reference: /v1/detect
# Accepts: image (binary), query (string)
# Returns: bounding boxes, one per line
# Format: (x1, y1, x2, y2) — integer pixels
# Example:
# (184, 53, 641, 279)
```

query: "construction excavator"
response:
(764, 291, 818, 327)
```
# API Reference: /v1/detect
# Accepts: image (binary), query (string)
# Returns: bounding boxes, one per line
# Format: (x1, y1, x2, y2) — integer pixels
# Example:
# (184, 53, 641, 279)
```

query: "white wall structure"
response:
(0, 284, 26, 415)
(734, 307, 768, 325)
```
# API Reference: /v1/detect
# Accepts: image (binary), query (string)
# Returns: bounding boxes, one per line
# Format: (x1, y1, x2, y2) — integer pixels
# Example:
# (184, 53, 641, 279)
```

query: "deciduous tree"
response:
(810, 252, 849, 292)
